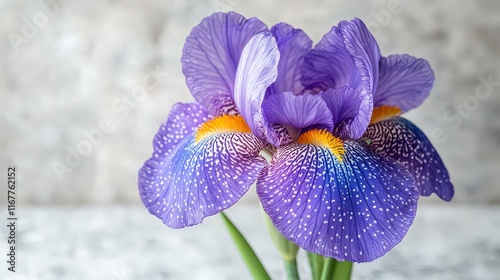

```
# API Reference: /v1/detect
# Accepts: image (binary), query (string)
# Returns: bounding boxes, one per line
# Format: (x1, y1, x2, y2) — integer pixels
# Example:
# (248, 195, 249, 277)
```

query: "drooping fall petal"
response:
(364, 117, 454, 201)
(258, 139, 418, 262)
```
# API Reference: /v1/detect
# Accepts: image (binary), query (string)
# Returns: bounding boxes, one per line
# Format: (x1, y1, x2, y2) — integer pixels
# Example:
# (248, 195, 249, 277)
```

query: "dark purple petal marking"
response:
(268, 23, 312, 95)
(301, 18, 380, 97)
(364, 117, 454, 201)
(264, 123, 293, 148)
(234, 32, 280, 139)
(375, 54, 434, 112)
(139, 131, 266, 228)
(258, 140, 418, 262)
(262, 91, 333, 145)
(320, 86, 371, 139)
(182, 12, 267, 115)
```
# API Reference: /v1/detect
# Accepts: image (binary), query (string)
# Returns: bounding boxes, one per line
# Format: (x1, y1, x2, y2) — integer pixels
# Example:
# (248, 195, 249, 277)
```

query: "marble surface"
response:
(1, 0, 500, 204)
(0, 204, 499, 280)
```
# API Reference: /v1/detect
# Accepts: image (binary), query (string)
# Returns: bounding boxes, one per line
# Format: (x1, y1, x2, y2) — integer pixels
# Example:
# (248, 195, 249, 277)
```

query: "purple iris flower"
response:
(138, 12, 274, 228)
(139, 12, 453, 263)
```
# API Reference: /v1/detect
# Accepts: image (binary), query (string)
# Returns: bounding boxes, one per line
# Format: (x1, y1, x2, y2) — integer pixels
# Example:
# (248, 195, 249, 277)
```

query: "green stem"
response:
(221, 212, 271, 280)
(320, 258, 336, 280)
(332, 261, 353, 280)
(284, 257, 299, 280)
(307, 252, 324, 280)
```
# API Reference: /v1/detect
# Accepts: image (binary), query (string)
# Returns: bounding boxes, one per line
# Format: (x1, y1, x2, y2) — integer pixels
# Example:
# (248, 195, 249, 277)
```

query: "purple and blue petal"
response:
(181, 12, 267, 115)
(139, 103, 267, 228)
(267, 23, 312, 95)
(262, 91, 333, 145)
(151, 102, 212, 155)
(364, 117, 454, 201)
(234, 32, 280, 140)
(320, 86, 372, 139)
(375, 54, 434, 112)
(258, 140, 418, 262)
(301, 18, 380, 96)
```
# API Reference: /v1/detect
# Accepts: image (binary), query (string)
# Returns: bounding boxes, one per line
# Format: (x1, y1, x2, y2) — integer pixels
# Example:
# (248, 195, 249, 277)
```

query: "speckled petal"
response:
(364, 117, 454, 201)
(257, 141, 418, 262)
(375, 54, 434, 112)
(153, 102, 212, 155)
(181, 12, 267, 115)
(234, 32, 280, 139)
(139, 107, 266, 228)
(268, 23, 312, 95)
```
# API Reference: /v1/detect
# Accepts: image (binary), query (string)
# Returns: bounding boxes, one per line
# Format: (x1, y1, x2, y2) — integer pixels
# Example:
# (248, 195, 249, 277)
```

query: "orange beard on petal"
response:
(195, 115, 251, 143)
(370, 105, 402, 124)
(297, 129, 345, 163)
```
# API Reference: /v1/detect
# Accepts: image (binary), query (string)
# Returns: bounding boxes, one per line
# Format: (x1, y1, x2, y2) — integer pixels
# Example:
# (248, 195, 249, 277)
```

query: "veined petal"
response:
(364, 117, 454, 201)
(268, 23, 312, 95)
(339, 18, 381, 95)
(301, 26, 359, 91)
(257, 140, 418, 262)
(320, 86, 371, 139)
(301, 18, 380, 96)
(182, 12, 267, 115)
(139, 115, 267, 228)
(262, 91, 333, 145)
(234, 32, 280, 139)
(375, 54, 434, 112)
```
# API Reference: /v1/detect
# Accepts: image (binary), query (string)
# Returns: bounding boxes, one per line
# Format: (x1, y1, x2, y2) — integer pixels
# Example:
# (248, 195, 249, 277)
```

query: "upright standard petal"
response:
(262, 91, 333, 145)
(364, 117, 454, 201)
(338, 18, 381, 94)
(320, 86, 372, 139)
(234, 32, 280, 139)
(182, 12, 267, 115)
(375, 54, 434, 112)
(268, 23, 312, 95)
(301, 18, 380, 96)
(301, 26, 358, 91)
(139, 107, 267, 228)
(258, 140, 418, 262)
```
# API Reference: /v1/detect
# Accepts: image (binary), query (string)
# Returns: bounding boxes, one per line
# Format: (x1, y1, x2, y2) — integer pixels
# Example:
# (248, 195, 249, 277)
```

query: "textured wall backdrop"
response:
(1, 0, 499, 204)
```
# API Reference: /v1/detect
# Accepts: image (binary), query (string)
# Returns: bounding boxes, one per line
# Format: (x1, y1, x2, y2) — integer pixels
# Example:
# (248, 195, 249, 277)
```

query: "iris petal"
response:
(301, 26, 358, 91)
(301, 18, 380, 96)
(181, 12, 267, 115)
(262, 91, 333, 146)
(257, 140, 418, 262)
(151, 102, 211, 155)
(338, 18, 381, 95)
(234, 32, 280, 139)
(320, 86, 371, 139)
(268, 23, 312, 95)
(139, 104, 266, 228)
(375, 54, 434, 112)
(364, 117, 454, 201)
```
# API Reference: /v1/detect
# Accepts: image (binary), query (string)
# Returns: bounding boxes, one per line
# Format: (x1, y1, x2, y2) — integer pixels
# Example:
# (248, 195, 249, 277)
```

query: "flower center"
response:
(195, 115, 251, 143)
(297, 129, 345, 162)
(370, 105, 402, 124)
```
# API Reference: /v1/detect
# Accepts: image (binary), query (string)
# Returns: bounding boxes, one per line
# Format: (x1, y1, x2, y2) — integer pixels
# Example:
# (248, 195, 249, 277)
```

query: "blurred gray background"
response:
(1, 0, 499, 205)
(1, 1, 500, 280)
